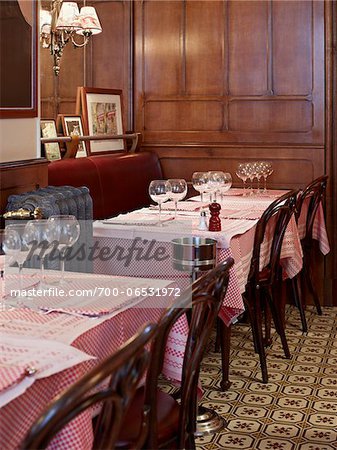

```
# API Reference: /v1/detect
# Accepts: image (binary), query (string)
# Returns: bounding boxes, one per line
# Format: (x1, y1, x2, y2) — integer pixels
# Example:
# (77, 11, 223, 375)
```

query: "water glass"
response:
(192, 172, 209, 202)
(168, 179, 187, 218)
(24, 219, 60, 287)
(148, 180, 172, 225)
(47, 215, 80, 283)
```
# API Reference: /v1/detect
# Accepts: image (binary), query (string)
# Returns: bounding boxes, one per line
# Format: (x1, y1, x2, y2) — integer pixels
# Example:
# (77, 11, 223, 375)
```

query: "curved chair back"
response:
(295, 175, 328, 241)
(247, 190, 298, 288)
(22, 323, 157, 450)
(144, 257, 234, 449)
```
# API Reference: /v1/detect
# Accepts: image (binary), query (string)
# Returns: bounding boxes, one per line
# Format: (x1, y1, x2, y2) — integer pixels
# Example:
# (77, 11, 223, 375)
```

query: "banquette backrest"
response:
(48, 152, 163, 220)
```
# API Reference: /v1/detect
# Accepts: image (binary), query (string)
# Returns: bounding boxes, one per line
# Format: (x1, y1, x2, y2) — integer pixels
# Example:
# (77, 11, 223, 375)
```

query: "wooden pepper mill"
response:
(208, 202, 221, 231)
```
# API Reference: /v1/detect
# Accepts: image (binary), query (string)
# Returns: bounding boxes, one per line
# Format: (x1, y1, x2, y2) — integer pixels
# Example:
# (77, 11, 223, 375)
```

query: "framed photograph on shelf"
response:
(76, 87, 125, 154)
(40, 119, 61, 161)
(58, 114, 87, 158)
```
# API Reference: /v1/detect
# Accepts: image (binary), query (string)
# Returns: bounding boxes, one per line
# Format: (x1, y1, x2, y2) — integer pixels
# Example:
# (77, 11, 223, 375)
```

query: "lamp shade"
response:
(76, 6, 102, 35)
(40, 9, 52, 34)
(56, 2, 80, 29)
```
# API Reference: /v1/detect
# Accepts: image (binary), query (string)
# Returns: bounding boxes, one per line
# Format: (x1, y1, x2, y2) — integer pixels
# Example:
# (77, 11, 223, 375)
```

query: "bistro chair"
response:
(116, 257, 234, 450)
(242, 190, 298, 384)
(290, 175, 328, 332)
(21, 323, 157, 450)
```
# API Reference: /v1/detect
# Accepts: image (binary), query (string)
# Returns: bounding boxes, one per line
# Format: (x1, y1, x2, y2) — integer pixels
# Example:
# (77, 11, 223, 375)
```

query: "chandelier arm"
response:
(70, 31, 91, 48)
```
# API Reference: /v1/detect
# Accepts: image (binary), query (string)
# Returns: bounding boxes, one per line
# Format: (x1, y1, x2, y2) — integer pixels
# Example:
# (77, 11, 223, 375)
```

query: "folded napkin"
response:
(221, 209, 263, 220)
(103, 214, 174, 226)
(151, 201, 205, 212)
(0, 364, 30, 392)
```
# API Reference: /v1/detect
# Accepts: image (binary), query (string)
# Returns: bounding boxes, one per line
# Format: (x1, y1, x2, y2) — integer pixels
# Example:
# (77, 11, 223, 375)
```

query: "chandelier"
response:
(40, 1, 102, 76)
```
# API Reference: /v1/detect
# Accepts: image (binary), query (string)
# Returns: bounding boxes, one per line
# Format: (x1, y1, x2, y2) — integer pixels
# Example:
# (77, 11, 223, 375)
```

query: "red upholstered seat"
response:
(48, 152, 163, 219)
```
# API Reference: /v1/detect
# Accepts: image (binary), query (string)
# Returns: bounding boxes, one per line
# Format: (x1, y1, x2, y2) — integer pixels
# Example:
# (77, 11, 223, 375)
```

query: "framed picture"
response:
(76, 87, 125, 154)
(58, 114, 87, 158)
(40, 119, 61, 161)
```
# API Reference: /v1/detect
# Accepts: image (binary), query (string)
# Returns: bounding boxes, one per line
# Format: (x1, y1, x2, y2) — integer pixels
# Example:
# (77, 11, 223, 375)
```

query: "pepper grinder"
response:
(209, 202, 221, 231)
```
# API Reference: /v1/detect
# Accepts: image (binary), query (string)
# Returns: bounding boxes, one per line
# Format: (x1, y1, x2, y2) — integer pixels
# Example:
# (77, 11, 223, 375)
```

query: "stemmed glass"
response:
(260, 161, 273, 194)
(2, 223, 33, 304)
(148, 180, 172, 225)
(236, 163, 249, 196)
(24, 219, 60, 287)
(207, 171, 225, 202)
(47, 215, 80, 284)
(219, 172, 232, 202)
(252, 162, 263, 195)
(168, 179, 187, 219)
(192, 172, 209, 202)
(1, 228, 21, 309)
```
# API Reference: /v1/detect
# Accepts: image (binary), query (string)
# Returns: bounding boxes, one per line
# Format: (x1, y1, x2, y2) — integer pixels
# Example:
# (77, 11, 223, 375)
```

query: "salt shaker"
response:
(198, 210, 208, 231)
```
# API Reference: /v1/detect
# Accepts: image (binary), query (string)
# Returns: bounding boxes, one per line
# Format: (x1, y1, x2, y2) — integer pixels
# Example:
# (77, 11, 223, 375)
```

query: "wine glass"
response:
(3, 223, 33, 304)
(207, 171, 225, 202)
(236, 163, 249, 196)
(252, 161, 264, 195)
(260, 161, 273, 194)
(245, 163, 257, 195)
(24, 219, 60, 287)
(219, 172, 232, 202)
(1, 228, 21, 309)
(192, 172, 209, 202)
(148, 180, 172, 225)
(168, 179, 187, 219)
(47, 215, 80, 283)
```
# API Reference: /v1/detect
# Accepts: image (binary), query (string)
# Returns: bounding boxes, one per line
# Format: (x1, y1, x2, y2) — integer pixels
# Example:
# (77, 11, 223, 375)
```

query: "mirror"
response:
(0, 0, 37, 118)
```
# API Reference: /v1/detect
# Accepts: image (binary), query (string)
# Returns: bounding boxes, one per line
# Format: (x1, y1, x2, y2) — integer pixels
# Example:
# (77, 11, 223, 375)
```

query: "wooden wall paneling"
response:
(0, 159, 49, 215)
(185, 1, 225, 96)
(88, 0, 132, 129)
(228, 0, 269, 96)
(324, 0, 337, 305)
(134, 0, 324, 146)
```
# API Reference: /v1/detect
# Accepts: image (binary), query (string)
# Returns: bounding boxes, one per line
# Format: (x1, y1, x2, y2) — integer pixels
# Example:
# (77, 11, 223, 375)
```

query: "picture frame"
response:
(40, 119, 61, 161)
(76, 87, 125, 154)
(58, 114, 87, 158)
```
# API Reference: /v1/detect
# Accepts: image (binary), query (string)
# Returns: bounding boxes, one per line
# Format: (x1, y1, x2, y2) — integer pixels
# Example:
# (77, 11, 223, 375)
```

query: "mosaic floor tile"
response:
(191, 306, 337, 450)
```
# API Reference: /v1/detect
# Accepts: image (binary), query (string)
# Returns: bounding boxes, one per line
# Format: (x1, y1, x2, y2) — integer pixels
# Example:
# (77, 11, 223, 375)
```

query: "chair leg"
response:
(214, 317, 221, 353)
(304, 259, 322, 315)
(219, 320, 232, 391)
(291, 275, 308, 332)
(265, 287, 291, 359)
(250, 289, 269, 383)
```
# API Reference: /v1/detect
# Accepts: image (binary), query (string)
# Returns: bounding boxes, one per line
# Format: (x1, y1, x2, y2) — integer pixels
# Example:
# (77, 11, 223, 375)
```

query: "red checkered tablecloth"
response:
(0, 276, 189, 450)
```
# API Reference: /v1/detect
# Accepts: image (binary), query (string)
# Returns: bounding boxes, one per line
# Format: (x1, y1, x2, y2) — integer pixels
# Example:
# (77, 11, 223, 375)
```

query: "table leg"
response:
(219, 320, 232, 391)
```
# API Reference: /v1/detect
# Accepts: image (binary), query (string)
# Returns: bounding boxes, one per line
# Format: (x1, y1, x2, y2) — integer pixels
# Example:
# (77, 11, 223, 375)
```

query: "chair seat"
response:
(116, 387, 180, 448)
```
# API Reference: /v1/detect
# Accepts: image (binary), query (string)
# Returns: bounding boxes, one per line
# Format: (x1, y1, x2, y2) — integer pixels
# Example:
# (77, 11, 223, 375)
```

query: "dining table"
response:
(0, 188, 330, 449)
(93, 188, 331, 326)
(0, 270, 190, 450)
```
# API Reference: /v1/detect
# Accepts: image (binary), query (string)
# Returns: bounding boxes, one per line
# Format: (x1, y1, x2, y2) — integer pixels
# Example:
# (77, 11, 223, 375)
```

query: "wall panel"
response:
(228, 0, 269, 95)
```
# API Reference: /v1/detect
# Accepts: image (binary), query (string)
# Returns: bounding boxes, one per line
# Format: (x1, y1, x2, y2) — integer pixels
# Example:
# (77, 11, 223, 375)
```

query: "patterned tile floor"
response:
(194, 305, 337, 450)
(164, 305, 337, 450)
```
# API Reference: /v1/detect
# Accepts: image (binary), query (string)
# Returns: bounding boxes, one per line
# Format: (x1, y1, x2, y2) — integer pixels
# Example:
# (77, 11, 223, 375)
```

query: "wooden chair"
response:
(21, 323, 157, 450)
(245, 190, 299, 383)
(116, 257, 234, 450)
(243, 190, 298, 383)
(291, 175, 328, 331)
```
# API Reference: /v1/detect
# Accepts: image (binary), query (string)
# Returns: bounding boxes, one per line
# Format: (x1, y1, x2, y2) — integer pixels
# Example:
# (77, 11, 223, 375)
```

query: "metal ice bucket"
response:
(172, 237, 217, 273)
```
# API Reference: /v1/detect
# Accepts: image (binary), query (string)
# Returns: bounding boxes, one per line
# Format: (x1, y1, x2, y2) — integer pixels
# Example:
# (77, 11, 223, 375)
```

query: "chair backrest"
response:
(295, 175, 328, 240)
(144, 257, 234, 449)
(247, 190, 298, 287)
(21, 323, 157, 450)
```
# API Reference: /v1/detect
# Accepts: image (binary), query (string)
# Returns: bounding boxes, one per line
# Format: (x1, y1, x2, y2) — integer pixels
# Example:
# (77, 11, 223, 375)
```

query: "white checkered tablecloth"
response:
(0, 275, 189, 450)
